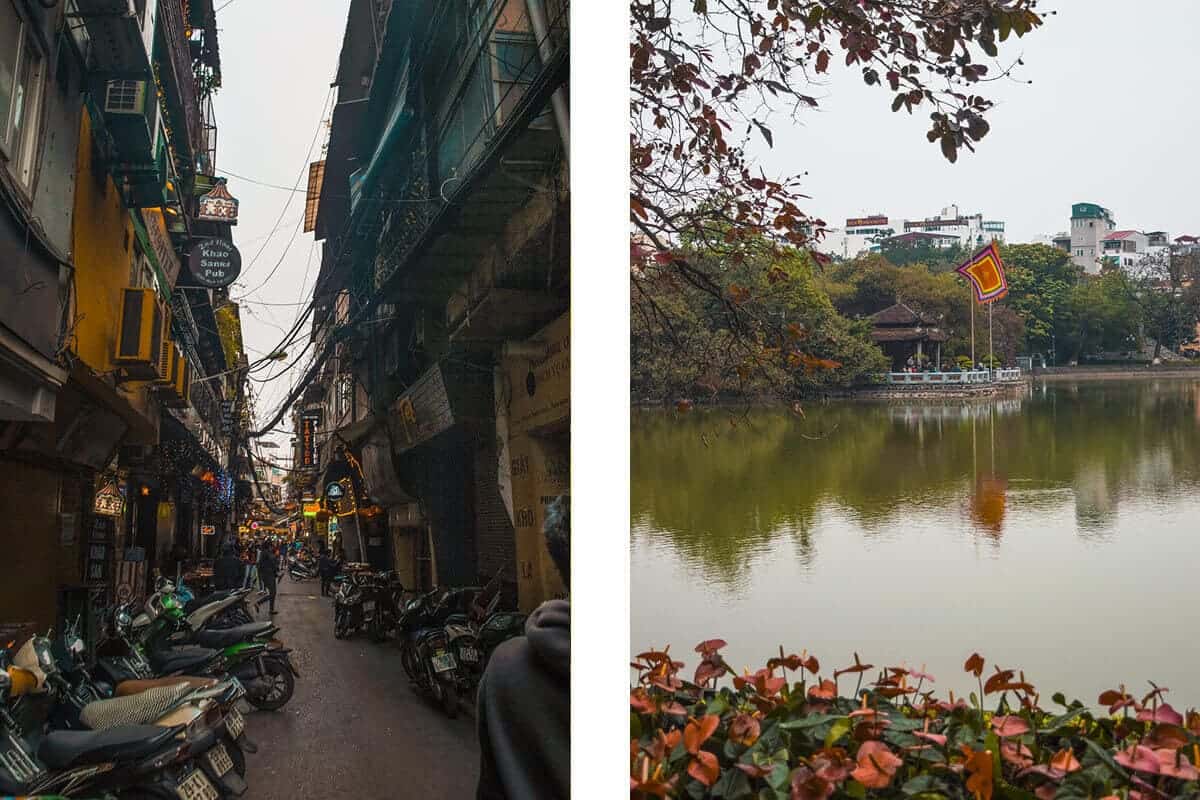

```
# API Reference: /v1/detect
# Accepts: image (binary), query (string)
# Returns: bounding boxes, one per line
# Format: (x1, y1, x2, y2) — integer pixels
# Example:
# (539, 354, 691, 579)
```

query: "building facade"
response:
(293, 0, 570, 612)
(0, 0, 243, 638)
(1069, 202, 1116, 274)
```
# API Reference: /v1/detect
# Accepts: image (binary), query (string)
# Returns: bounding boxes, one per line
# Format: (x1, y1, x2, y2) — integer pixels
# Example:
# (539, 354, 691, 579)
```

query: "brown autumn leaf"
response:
(962, 746, 994, 800)
(850, 741, 902, 789)
(728, 713, 761, 747)
(790, 766, 834, 800)
(990, 715, 1031, 738)
(964, 652, 985, 678)
(684, 714, 720, 755)
(687, 750, 720, 787)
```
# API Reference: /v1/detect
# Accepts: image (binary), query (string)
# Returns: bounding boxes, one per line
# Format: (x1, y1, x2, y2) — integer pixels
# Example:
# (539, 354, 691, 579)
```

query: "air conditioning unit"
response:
(114, 287, 168, 380)
(103, 79, 148, 115)
(160, 344, 191, 409)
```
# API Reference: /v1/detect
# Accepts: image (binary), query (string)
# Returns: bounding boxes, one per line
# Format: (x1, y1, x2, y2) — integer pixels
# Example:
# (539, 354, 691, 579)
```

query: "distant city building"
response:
(904, 205, 1004, 249)
(879, 231, 960, 250)
(825, 205, 1004, 260)
(1051, 232, 1072, 252)
(1069, 202, 1116, 274)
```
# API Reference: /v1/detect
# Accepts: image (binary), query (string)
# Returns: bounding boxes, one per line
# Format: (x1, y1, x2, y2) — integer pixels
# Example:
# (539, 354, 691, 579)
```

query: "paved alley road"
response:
(239, 577, 480, 798)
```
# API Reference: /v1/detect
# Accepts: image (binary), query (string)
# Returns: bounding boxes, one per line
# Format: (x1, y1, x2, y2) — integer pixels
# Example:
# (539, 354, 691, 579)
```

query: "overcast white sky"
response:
(213, 0, 1200, 448)
(211, 0, 352, 451)
(753, 0, 1200, 241)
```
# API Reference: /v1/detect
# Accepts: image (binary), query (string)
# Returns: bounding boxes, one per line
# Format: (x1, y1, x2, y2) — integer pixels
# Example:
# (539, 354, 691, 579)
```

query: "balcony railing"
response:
(157, 0, 203, 161)
(884, 369, 1022, 385)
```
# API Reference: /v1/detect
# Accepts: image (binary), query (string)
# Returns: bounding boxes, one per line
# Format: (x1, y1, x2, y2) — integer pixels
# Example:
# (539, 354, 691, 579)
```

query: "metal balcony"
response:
(69, 0, 155, 77)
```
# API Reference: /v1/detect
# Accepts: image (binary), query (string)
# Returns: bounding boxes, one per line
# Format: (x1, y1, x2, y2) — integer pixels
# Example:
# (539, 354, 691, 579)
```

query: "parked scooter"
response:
(397, 587, 477, 718)
(1, 643, 228, 799)
(444, 574, 527, 692)
(102, 598, 297, 712)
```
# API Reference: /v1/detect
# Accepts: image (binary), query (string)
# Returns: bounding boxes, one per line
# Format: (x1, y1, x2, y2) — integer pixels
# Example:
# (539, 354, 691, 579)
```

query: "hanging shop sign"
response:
(507, 313, 570, 436)
(325, 482, 345, 500)
(302, 503, 320, 518)
(143, 208, 182, 288)
(220, 401, 234, 435)
(389, 367, 454, 455)
(200, 525, 216, 536)
(86, 516, 116, 585)
(197, 178, 240, 224)
(188, 238, 242, 288)
(93, 480, 125, 516)
(300, 413, 320, 469)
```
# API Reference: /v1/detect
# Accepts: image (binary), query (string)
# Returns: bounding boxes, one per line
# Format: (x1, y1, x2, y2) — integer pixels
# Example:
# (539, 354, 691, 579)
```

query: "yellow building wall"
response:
(71, 111, 137, 374)
(70, 111, 158, 440)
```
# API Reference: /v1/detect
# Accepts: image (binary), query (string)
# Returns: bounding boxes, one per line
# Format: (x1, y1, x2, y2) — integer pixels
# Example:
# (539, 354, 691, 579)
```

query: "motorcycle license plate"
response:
(207, 741, 234, 777)
(459, 646, 480, 664)
(431, 651, 457, 673)
(176, 768, 220, 800)
(226, 707, 245, 739)
(362, 600, 375, 611)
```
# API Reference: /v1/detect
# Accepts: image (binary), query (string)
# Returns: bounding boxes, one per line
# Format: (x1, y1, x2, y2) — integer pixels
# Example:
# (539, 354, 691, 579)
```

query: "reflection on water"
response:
(631, 380, 1200, 706)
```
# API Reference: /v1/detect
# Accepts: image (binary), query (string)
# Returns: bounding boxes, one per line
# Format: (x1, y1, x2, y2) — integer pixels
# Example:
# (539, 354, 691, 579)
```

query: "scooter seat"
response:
(193, 622, 274, 649)
(39, 724, 179, 770)
(80, 684, 194, 730)
(149, 646, 220, 675)
(116, 676, 217, 697)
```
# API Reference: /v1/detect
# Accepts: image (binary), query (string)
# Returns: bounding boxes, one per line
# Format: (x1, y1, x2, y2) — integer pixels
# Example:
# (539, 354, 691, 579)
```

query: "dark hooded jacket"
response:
(212, 548, 243, 591)
(476, 599, 570, 799)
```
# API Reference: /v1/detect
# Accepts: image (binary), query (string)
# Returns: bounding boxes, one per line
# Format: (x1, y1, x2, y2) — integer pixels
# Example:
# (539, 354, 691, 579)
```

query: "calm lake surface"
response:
(631, 380, 1200, 707)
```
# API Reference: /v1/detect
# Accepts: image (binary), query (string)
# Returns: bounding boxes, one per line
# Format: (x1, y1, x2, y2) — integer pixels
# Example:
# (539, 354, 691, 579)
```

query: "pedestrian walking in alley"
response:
(318, 547, 334, 597)
(255, 542, 280, 615)
(242, 542, 258, 590)
(476, 496, 570, 800)
(213, 545, 243, 591)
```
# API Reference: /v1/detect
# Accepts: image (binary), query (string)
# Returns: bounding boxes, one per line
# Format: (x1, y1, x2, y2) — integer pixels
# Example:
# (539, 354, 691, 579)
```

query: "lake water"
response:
(631, 380, 1200, 708)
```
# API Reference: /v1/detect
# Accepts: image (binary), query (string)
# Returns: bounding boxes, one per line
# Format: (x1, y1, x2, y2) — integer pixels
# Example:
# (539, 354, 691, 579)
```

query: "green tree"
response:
(1057, 270, 1141, 362)
(1001, 243, 1081, 360)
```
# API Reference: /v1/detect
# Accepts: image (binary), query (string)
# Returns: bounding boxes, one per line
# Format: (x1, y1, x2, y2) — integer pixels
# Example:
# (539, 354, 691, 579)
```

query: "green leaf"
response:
(900, 774, 944, 795)
(1081, 738, 1128, 780)
(631, 712, 643, 739)
(712, 766, 752, 799)
(844, 779, 868, 799)
(778, 713, 843, 731)
(706, 695, 730, 717)
(825, 717, 852, 747)
(1038, 708, 1087, 734)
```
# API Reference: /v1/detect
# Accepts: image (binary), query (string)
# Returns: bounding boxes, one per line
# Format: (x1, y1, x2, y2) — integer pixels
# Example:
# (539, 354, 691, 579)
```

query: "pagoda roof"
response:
(870, 302, 939, 327)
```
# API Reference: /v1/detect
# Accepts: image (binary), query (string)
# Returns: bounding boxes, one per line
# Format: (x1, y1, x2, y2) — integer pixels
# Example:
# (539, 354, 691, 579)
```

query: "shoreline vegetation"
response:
(633, 243, 1200, 406)
(633, 366, 1200, 410)
(631, 641, 1200, 800)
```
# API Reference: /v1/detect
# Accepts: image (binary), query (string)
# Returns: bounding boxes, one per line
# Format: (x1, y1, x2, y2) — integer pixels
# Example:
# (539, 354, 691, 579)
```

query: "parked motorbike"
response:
(103, 597, 297, 712)
(443, 575, 527, 693)
(396, 587, 479, 718)
(331, 573, 364, 640)
(1, 641, 230, 799)
(286, 559, 317, 581)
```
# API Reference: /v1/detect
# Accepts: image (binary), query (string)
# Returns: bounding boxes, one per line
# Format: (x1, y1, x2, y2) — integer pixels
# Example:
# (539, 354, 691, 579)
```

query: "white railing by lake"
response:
(884, 368, 1023, 385)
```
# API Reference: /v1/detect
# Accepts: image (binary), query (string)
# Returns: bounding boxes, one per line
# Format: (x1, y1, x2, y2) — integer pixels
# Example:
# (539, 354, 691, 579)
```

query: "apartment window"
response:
(0, 10, 46, 190)
(130, 241, 156, 290)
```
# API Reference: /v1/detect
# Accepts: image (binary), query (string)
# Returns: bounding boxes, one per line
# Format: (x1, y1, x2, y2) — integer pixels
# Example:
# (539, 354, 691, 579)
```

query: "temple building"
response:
(869, 303, 949, 371)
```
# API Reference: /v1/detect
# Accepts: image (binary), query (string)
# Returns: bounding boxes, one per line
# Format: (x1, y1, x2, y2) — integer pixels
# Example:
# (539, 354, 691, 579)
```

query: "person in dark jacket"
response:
(318, 547, 334, 597)
(476, 496, 570, 800)
(212, 545, 242, 591)
(254, 543, 280, 615)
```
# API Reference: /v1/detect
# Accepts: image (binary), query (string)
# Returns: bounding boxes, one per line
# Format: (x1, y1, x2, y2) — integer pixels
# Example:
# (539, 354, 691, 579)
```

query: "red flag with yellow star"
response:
(956, 242, 1008, 304)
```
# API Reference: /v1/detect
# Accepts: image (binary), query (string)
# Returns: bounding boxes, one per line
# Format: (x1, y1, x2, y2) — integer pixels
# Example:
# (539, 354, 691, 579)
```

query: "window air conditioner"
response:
(114, 287, 167, 380)
(103, 80, 147, 115)
(161, 344, 191, 409)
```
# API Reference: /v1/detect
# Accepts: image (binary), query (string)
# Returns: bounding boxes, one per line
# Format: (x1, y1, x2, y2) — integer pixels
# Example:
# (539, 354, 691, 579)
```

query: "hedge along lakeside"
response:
(631, 641, 1200, 799)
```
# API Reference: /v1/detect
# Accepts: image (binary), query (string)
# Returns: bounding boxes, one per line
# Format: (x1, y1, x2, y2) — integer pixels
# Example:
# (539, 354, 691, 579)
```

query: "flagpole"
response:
(988, 301, 994, 372)
(970, 289, 976, 366)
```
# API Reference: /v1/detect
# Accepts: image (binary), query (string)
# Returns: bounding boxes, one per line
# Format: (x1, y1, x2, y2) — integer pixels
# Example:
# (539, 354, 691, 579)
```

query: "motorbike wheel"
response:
(334, 609, 350, 639)
(246, 656, 295, 711)
(399, 643, 418, 681)
(368, 615, 387, 643)
(426, 663, 459, 719)
(223, 733, 247, 777)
